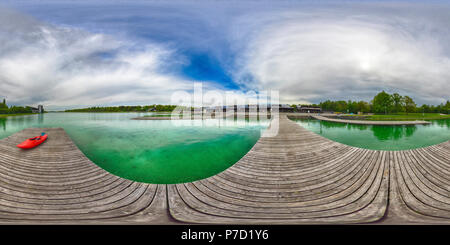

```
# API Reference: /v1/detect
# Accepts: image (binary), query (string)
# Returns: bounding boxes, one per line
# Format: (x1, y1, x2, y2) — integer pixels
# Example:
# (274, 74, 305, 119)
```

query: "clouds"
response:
(5, 0, 241, 86)
(0, 7, 214, 110)
(231, 4, 450, 105)
(1, 1, 449, 109)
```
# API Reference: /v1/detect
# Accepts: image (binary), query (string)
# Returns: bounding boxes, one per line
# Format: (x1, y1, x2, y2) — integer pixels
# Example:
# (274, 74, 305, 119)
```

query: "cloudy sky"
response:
(0, 0, 449, 110)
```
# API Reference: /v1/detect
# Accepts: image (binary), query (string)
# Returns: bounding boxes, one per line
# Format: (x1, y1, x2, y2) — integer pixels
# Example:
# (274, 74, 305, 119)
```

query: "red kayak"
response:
(17, 133, 48, 149)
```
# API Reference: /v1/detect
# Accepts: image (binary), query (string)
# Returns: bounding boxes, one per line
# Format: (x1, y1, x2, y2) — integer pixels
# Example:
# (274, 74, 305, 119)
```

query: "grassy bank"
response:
(341, 113, 450, 121)
(0, 113, 36, 118)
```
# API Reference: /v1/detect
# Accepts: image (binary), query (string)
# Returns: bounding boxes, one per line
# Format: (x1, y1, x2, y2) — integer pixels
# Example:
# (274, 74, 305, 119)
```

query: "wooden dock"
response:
(311, 115, 431, 125)
(0, 115, 449, 224)
(0, 128, 172, 224)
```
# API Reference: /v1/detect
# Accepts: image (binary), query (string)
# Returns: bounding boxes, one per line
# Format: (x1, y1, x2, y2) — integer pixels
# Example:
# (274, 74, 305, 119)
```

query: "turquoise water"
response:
(293, 118, 450, 150)
(0, 113, 269, 184)
(2, 114, 448, 183)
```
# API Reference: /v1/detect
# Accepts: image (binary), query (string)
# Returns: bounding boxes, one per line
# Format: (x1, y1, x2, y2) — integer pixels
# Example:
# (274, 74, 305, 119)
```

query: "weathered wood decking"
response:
(169, 115, 389, 224)
(0, 128, 173, 224)
(312, 115, 431, 125)
(0, 115, 449, 224)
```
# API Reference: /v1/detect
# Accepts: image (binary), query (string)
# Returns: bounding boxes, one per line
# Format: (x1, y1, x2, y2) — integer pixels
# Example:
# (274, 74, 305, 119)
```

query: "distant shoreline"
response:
(63, 111, 173, 113)
(0, 113, 36, 118)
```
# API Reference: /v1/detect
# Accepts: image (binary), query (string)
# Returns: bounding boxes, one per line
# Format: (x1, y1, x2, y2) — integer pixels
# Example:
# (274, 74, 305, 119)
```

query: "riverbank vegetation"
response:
(356, 113, 450, 121)
(314, 91, 449, 115)
(0, 113, 35, 118)
(65, 105, 178, 112)
(0, 99, 38, 116)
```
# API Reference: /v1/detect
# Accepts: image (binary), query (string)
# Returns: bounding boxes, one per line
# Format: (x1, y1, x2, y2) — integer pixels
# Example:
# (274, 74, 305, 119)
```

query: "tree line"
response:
(65, 104, 179, 112)
(0, 99, 35, 114)
(315, 91, 450, 114)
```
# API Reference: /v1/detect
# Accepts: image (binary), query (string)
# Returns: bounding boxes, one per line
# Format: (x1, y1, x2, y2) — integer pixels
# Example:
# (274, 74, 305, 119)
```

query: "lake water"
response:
(0, 113, 269, 184)
(2, 113, 449, 183)
(293, 118, 450, 150)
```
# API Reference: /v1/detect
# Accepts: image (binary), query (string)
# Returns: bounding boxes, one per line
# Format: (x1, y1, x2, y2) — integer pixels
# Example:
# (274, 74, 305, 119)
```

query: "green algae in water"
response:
(2, 113, 448, 183)
(293, 118, 450, 150)
(0, 113, 268, 184)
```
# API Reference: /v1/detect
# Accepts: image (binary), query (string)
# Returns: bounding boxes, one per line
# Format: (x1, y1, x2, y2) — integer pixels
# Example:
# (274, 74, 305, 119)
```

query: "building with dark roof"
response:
(296, 105, 322, 113)
(30, 105, 44, 113)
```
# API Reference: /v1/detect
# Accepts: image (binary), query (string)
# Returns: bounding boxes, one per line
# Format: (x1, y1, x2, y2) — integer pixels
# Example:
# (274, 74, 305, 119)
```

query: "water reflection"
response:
(293, 118, 449, 150)
(0, 118, 6, 131)
(319, 121, 369, 130)
(38, 113, 44, 124)
(312, 120, 418, 140)
(370, 125, 417, 141)
(434, 119, 450, 128)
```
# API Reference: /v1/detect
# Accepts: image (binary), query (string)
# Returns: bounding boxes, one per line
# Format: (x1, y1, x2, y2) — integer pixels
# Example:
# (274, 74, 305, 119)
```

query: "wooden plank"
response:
(0, 115, 449, 224)
(168, 115, 390, 224)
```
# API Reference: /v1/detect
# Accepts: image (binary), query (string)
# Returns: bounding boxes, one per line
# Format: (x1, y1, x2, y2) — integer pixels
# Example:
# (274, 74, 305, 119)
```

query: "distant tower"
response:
(0, 98, 6, 109)
(38, 105, 44, 113)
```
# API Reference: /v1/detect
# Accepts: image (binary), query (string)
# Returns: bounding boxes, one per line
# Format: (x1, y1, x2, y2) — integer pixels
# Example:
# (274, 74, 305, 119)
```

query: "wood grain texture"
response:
(0, 128, 174, 224)
(312, 115, 431, 125)
(0, 115, 449, 224)
(168, 115, 390, 224)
